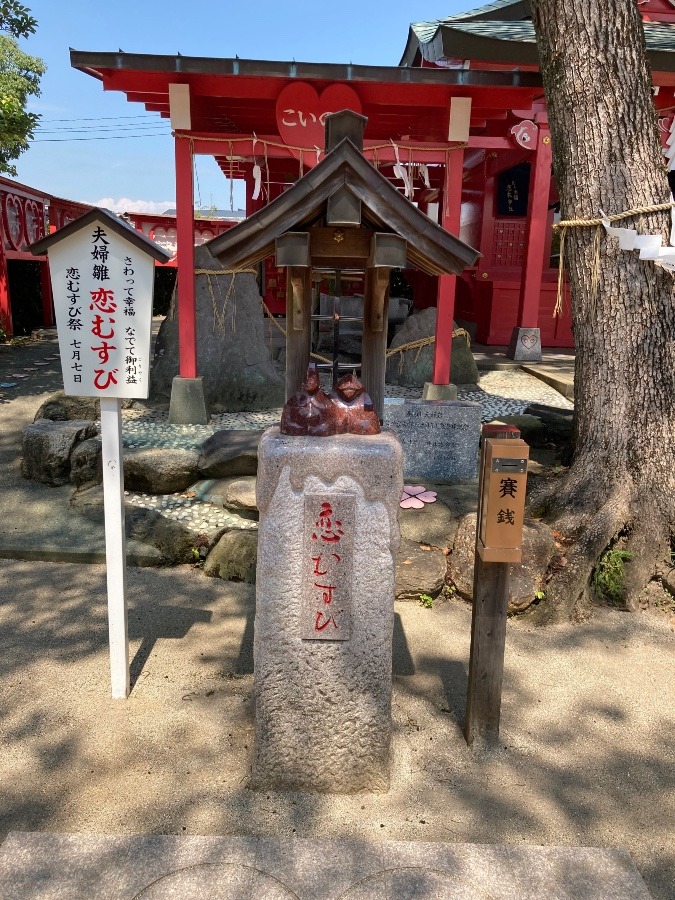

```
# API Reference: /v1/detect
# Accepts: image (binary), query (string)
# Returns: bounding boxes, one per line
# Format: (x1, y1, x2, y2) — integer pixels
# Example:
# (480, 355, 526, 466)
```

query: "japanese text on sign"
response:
(302, 494, 355, 641)
(47, 220, 155, 399)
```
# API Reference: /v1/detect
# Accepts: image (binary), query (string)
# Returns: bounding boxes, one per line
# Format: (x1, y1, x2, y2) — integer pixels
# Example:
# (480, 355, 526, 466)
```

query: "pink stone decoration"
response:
(400, 485, 437, 509)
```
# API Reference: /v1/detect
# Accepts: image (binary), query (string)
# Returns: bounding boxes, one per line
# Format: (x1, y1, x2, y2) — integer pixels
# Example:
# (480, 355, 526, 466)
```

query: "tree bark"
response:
(528, 0, 675, 620)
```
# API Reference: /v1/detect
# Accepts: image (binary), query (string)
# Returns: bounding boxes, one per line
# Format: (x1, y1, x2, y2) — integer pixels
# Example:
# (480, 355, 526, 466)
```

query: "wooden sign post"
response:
(465, 423, 528, 748)
(31, 209, 170, 698)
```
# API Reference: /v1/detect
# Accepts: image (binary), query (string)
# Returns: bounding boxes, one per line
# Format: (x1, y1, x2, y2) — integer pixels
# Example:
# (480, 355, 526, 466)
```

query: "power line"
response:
(35, 123, 171, 134)
(31, 133, 171, 143)
(34, 114, 153, 123)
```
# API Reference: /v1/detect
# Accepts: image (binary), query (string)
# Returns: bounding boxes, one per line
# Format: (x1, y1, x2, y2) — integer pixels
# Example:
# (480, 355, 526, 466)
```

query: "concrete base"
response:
(254, 428, 403, 792)
(168, 376, 209, 425)
(422, 381, 458, 400)
(506, 327, 542, 362)
(0, 832, 652, 899)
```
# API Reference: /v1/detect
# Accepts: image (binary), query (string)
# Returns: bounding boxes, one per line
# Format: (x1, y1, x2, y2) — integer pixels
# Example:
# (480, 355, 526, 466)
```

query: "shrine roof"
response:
(30, 207, 171, 262)
(206, 138, 480, 276)
(70, 50, 543, 146)
(401, 7, 675, 71)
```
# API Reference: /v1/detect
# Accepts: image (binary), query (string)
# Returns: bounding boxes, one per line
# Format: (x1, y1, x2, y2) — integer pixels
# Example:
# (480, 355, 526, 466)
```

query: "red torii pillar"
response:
(426, 146, 464, 399)
(0, 239, 11, 337)
(507, 128, 552, 362)
(169, 133, 209, 424)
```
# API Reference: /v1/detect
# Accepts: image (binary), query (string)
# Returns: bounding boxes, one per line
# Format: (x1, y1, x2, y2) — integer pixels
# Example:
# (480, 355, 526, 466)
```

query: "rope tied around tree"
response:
(552, 200, 675, 317)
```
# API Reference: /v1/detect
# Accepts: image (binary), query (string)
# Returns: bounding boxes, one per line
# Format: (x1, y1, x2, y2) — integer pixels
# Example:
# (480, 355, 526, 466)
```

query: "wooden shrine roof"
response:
(206, 137, 480, 276)
(400, 0, 675, 72)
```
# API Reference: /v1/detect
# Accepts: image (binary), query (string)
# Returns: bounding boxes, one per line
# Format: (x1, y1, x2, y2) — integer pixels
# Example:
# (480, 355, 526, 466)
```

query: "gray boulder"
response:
(150, 245, 285, 411)
(70, 436, 102, 487)
(448, 512, 555, 613)
(191, 476, 258, 520)
(395, 537, 448, 602)
(123, 448, 200, 494)
(198, 429, 263, 478)
(386, 307, 479, 387)
(22, 419, 97, 486)
(204, 530, 258, 582)
(399, 498, 458, 550)
(34, 391, 100, 422)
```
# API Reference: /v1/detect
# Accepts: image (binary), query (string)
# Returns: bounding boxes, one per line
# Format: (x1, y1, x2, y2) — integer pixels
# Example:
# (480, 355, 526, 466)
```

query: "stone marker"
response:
(383, 399, 481, 481)
(254, 427, 403, 792)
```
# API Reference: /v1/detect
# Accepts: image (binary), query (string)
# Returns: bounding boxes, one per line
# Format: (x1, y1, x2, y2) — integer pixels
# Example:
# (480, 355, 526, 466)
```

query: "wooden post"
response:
(432, 147, 464, 384)
(100, 397, 130, 699)
(174, 135, 197, 378)
(464, 422, 521, 748)
(285, 266, 312, 399)
(361, 266, 389, 421)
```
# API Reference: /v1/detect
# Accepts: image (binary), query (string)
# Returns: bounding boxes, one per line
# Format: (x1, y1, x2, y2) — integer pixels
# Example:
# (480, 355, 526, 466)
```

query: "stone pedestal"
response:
(253, 427, 403, 792)
(506, 327, 542, 362)
(168, 376, 209, 425)
(422, 381, 458, 401)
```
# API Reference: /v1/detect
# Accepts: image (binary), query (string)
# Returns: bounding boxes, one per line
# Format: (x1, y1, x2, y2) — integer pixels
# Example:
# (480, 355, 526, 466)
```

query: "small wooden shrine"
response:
(206, 111, 479, 420)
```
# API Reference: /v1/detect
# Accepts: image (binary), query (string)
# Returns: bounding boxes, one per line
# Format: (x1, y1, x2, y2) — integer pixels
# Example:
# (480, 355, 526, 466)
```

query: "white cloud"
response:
(92, 197, 175, 215)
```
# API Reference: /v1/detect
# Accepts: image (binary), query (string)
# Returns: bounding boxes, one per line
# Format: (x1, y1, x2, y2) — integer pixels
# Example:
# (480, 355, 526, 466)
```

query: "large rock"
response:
(34, 392, 100, 422)
(203, 530, 258, 582)
(22, 419, 97, 486)
(69, 436, 102, 487)
(198, 429, 263, 478)
(448, 512, 555, 613)
(123, 448, 200, 494)
(395, 538, 448, 602)
(150, 246, 285, 411)
(191, 476, 258, 520)
(386, 307, 479, 387)
(398, 498, 458, 549)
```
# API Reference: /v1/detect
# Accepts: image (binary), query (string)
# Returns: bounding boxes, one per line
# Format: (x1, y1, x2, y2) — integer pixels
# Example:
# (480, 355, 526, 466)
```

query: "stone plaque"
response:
(301, 493, 355, 640)
(383, 399, 481, 480)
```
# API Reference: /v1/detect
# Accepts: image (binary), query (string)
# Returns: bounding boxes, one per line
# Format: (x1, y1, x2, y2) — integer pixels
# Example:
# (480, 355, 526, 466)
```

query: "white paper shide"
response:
(47, 219, 154, 398)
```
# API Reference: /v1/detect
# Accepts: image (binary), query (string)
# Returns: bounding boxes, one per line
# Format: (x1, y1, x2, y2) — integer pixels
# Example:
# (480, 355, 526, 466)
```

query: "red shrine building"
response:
(64, 0, 675, 380)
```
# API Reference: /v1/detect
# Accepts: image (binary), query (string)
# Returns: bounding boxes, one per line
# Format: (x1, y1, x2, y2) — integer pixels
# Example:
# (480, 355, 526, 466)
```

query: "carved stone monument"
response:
(253, 428, 402, 792)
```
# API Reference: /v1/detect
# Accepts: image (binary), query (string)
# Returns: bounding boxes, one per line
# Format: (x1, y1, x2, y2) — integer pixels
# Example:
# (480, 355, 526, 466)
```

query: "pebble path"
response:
(2, 333, 573, 534)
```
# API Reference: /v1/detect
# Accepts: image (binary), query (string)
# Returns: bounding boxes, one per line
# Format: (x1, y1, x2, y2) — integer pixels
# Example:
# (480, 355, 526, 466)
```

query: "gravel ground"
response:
(0, 561, 672, 899)
(0, 331, 673, 899)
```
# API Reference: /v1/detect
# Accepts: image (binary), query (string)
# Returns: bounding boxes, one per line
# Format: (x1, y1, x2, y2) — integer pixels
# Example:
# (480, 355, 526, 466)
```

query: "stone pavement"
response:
(0, 832, 652, 899)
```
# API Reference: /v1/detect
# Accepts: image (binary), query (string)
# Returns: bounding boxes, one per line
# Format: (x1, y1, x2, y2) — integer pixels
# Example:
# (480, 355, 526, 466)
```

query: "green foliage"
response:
(0, 2, 37, 38)
(534, 590, 546, 601)
(419, 593, 434, 609)
(592, 548, 633, 607)
(0, 3, 44, 176)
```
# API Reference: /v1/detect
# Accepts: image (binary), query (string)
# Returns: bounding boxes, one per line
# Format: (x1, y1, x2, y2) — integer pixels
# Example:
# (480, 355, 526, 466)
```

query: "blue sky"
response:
(15, 1, 476, 214)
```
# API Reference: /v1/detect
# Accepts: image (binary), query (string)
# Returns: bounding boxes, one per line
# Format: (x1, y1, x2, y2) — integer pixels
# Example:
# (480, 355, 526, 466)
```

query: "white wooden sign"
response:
(32, 210, 169, 699)
(45, 219, 155, 399)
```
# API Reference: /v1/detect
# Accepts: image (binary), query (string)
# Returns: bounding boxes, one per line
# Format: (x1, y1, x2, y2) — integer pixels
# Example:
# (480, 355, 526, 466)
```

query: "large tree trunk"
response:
(529, 0, 675, 621)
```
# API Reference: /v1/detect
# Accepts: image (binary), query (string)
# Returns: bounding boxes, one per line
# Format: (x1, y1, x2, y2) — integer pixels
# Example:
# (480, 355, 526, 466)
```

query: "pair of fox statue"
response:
(280, 363, 381, 437)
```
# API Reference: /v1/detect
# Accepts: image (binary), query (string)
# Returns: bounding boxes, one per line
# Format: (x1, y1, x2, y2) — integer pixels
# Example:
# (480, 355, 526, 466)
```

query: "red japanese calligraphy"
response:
(89, 287, 117, 314)
(90, 314, 115, 339)
(311, 502, 344, 543)
(314, 583, 335, 605)
(91, 341, 116, 364)
(93, 368, 118, 390)
(315, 611, 338, 632)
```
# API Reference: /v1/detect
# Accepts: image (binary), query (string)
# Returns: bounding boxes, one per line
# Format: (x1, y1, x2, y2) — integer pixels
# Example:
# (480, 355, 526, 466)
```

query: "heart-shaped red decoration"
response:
(276, 82, 363, 167)
(520, 332, 538, 349)
(3, 193, 23, 250)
